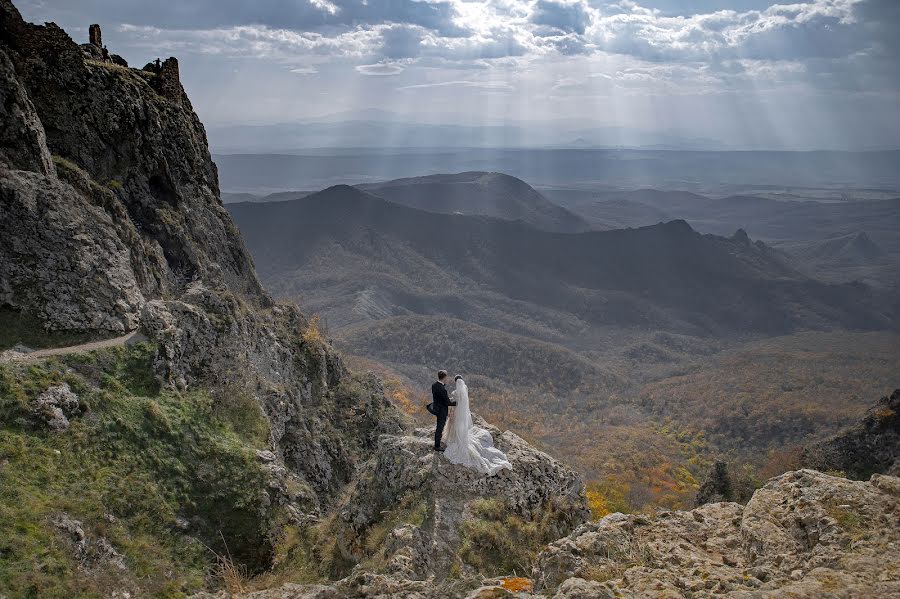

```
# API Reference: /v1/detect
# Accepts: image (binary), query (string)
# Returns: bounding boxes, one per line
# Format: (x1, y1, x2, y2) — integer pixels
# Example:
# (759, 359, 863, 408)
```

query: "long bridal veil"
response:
(444, 379, 512, 475)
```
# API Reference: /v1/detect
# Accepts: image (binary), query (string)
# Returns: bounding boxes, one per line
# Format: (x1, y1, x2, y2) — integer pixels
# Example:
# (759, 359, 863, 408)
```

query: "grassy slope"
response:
(0, 344, 278, 598)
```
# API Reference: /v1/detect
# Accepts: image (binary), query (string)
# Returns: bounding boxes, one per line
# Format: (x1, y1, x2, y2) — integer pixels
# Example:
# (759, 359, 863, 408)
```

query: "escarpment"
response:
(0, 0, 264, 335)
(0, 0, 409, 516)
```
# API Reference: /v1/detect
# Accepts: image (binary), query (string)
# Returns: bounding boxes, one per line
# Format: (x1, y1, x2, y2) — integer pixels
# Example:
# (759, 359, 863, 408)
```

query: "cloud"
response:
(587, 0, 869, 64)
(289, 66, 318, 74)
(355, 63, 405, 76)
(309, 0, 340, 16)
(397, 80, 514, 91)
(25, 0, 900, 97)
(531, 1, 594, 35)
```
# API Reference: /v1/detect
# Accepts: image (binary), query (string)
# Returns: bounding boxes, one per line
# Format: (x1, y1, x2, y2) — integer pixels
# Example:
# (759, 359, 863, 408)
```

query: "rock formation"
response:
(195, 470, 900, 597)
(532, 470, 899, 598)
(1, 0, 264, 335)
(803, 388, 900, 479)
(332, 420, 588, 581)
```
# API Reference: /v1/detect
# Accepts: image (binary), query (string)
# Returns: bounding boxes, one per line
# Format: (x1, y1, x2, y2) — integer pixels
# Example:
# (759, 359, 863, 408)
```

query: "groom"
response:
(431, 369, 456, 452)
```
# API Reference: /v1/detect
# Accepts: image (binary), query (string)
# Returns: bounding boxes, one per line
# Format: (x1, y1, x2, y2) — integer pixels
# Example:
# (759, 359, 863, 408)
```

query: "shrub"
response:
(459, 498, 576, 577)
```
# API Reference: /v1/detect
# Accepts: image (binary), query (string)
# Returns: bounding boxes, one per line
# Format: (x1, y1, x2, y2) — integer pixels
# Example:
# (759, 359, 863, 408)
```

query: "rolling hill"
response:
(357, 171, 591, 233)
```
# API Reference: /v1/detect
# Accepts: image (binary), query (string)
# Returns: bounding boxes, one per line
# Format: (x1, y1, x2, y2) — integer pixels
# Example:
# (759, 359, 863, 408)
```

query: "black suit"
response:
(432, 380, 456, 449)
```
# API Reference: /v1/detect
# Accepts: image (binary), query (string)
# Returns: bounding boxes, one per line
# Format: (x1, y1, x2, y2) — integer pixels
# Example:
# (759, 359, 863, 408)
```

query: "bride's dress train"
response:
(443, 379, 512, 475)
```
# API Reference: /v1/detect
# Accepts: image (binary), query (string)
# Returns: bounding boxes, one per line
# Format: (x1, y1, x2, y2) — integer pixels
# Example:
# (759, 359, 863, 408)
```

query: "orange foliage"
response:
(302, 314, 323, 346)
(586, 488, 610, 519)
(499, 577, 533, 592)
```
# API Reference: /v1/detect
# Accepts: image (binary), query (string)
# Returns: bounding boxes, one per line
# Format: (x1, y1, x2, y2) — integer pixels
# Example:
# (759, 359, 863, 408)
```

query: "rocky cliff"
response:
(803, 388, 900, 479)
(195, 470, 900, 598)
(0, 2, 588, 596)
(0, 0, 264, 334)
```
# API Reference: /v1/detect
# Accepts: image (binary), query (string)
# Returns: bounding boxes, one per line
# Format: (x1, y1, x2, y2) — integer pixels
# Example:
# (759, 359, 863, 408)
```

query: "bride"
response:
(443, 376, 512, 475)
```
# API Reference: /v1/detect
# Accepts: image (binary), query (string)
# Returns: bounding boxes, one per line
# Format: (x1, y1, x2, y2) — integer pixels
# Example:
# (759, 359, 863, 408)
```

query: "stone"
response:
(256, 449, 277, 462)
(552, 578, 615, 599)
(30, 382, 80, 430)
(802, 388, 900, 479)
(52, 512, 127, 571)
(534, 469, 900, 597)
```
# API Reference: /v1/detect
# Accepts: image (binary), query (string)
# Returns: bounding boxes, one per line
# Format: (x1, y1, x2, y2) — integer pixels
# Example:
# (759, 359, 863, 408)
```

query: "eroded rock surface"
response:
(0, 0, 264, 334)
(338, 419, 589, 580)
(30, 382, 81, 430)
(803, 388, 900, 479)
(534, 469, 900, 598)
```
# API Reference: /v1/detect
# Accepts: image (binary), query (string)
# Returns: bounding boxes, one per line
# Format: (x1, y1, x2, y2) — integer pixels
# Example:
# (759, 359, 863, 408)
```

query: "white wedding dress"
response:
(443, 379, 512, 475)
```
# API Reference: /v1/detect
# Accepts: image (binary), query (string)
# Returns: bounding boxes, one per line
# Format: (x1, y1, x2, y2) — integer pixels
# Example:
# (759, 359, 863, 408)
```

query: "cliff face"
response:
(803, 389, 900, 479)
(0, 0, 405, 514)
(0, 0, 264, 334)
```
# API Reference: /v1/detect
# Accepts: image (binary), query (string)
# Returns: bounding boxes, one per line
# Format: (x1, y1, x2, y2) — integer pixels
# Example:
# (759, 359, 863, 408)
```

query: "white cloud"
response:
(289, 66, 319, 74)
(104, 1, 899, 104)
(309, 0, 341, 16)
(355, 63, 405, 76)
(398, 80, 514, 90)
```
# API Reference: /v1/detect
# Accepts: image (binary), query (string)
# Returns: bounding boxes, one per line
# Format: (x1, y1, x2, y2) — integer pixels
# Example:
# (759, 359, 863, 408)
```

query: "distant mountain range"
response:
(223, 172, 588, 232)
(228, 185, 894, 338)
(206, 114, 729, 153)
(214, 148, 900, 194)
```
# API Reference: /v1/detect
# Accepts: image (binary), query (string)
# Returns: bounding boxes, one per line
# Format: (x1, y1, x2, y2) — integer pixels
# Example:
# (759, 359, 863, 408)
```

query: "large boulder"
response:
(533, 469, 900, 597)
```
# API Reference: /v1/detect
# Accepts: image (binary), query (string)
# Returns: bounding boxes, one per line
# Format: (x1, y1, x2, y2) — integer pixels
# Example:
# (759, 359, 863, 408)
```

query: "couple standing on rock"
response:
(428, 369, 512, 476)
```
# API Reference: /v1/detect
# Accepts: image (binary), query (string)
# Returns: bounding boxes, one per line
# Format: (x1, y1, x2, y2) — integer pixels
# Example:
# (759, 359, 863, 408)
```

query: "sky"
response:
(17, 0, 900, 150)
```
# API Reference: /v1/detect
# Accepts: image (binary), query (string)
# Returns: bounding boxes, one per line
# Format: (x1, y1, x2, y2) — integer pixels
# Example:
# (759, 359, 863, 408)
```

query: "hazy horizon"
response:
(18, 0, 900, 152)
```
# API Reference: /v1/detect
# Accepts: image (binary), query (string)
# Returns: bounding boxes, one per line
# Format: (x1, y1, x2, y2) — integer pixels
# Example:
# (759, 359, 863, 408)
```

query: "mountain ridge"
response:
(229, 184, 895, 336)
(357, 171, 591, 233)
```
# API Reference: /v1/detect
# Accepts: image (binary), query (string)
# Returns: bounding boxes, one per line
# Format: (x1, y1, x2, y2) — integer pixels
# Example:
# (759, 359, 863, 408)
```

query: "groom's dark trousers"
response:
(431, 380, 455, 449)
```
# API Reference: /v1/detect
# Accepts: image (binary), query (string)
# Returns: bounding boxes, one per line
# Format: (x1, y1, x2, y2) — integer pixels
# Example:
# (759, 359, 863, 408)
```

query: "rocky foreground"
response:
(197, 469, 899, 598)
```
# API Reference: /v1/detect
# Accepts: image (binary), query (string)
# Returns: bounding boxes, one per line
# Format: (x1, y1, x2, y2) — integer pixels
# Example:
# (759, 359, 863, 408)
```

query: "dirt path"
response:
(0, 331, 145, 363)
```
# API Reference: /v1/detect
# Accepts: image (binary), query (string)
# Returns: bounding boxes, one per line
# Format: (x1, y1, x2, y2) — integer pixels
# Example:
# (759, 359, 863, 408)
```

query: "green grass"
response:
(458, 498, 578, 577)
(0, 344, 278, 598)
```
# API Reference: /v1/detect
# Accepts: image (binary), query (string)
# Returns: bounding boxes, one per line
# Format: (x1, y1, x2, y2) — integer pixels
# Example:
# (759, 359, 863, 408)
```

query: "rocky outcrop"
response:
(335, 419, 588, 580)
(30, 382, 81, 430)
(0, 0, 265, 334)
(195, 419, 590, 598)
(803, 388, 900, 479)
(197, 470, 900, 597)
(52, 512, 128, 573)
(533, 470, 900, 598)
